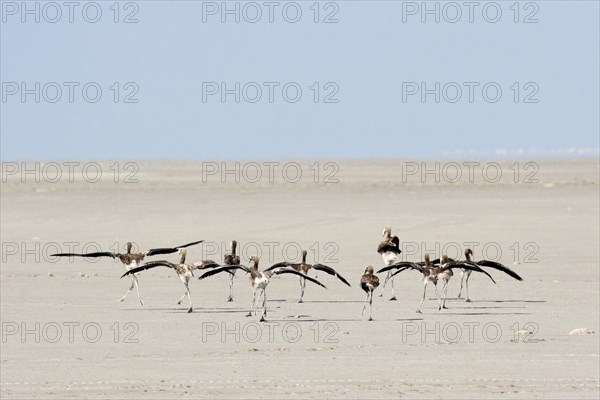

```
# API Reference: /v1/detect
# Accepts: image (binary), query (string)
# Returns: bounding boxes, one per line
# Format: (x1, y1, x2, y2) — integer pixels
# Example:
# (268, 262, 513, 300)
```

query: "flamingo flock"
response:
(52, 227, 523, 321)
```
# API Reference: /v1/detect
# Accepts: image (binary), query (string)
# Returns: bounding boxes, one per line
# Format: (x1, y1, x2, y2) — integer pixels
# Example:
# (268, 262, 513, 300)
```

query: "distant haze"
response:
(1, 1, 598, 160)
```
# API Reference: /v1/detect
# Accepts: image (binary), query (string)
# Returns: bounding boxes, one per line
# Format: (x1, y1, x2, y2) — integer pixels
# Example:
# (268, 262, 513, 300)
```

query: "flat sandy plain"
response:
(1, 159, 599, 399)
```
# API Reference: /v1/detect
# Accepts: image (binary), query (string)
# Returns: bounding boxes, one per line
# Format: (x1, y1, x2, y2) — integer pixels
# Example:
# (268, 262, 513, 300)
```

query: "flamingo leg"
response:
(133, 276, 143, 306)
(465, 271, 472, 302)
(368, 290, 374, 321)
(118, 278, 135, 302)
(439, 280, 449, 311)
(379, 271, 391, 297)
(246, 289, 257, 317)
(260, 289, 268, 322)
(417, 280, 427, 313)
(227, 273, 235, 302)
(177, 291, 187, 305)
(186, 283, 193, 313)
(298, 276, 305, 303)
(457, 270, 465, 298)
(362, 292, 370, 316)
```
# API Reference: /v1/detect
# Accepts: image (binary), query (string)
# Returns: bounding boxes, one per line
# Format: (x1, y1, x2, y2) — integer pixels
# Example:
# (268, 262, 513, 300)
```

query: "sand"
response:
(1, 159, 599, 399)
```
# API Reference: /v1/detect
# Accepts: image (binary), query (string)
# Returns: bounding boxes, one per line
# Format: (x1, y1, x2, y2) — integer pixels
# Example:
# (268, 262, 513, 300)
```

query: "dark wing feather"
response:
(390, 266, 412, 278)
(121, 260, 177, 278)
(476, 260, 523, 281)
(391, 236, 401, 250)
(144, 248, 179, 256)
(193, 260, 220, 269)
(174, 240, 204, 248)
(263, 261, 293, 272)
(377, 262, 422, 274)
(431, 257, 456, 265)
(51, 252, 117, 259)
(312, 264, 351, 287)
(193, 261, 237, 275)
(443, 262, 496, 284)
(198, 265, 249, 280)
(145, 240, 204, 256)
(273, 269, 327, 289)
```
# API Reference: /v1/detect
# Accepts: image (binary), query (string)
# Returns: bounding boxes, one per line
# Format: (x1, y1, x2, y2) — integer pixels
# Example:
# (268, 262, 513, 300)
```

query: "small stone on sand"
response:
(569, 328, 595, 335)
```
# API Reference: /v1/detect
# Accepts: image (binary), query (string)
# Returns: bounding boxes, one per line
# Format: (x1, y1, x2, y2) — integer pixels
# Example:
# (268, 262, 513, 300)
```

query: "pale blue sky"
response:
(1, 0, 599, 160)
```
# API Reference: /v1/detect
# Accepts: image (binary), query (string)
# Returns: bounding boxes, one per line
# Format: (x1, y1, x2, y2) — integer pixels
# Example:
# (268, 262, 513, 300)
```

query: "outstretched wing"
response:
(175, 240, 204, 248)
(476, 260, 523, 281)
(144, 240, 204, 256)
(198, 265, 249, 280)
(377, 262, 422, 274)
(273, 269, 327, 289)
(312, 264, 351, 287)
(51, 252, 117, 259)
(192, 261, 237, 275)
(443, 262, 496, 284)
(192, 260, 220, 269)
(263, 262, 294, 272)
(430, 257, 456, 265)
(390, 266, 413, 278)
(121, 260, 177, 278)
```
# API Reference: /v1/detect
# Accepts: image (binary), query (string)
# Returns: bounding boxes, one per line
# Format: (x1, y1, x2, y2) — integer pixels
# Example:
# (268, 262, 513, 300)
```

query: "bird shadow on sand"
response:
(438, 311, 532, 316)
(241, 317, 428, 323)
(122, 307, 249, 314)
(261, 317, 373, 323)
(268, 299, 363, 304)
(478, 299, 545, 303)
(440, 298, 546, 303)
(289, 300, 364, 304)
(446, 305, 526, 310)
(120, 307, 180, 311)
(166, 309, 251, 314)
(394, 318, 425, 322)
(192, 309, 253, 314)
